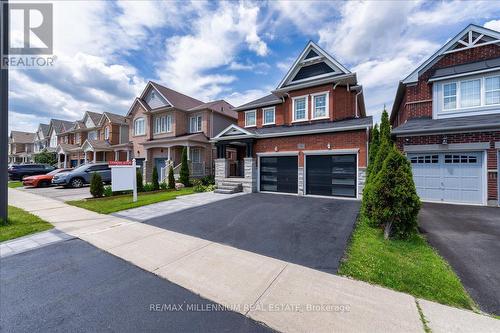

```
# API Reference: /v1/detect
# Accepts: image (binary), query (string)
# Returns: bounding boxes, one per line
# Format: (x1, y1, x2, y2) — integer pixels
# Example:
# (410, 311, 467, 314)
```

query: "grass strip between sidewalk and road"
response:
(1, 206, 53, 242)
(8, 181, 24, 188)
(67, 187, 196, 214)
(339, 215, 476, 311)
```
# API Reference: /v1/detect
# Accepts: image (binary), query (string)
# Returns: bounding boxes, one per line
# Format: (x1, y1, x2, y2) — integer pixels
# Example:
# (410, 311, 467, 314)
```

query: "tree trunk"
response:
(384, 221, 393, 240)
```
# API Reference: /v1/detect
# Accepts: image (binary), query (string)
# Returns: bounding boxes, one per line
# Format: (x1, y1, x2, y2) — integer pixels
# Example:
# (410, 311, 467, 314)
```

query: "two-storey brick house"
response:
(33, 123, 50, 154)
(391, 24, 500, 206)
(8, 131, 36, 164)
(213, 41, 372, 197)
(127, 81, 236, 181)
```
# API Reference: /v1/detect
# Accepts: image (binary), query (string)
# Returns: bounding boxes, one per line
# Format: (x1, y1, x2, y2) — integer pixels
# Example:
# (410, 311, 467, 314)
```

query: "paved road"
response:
(17, 185, 90, 202)
(143, 193, 360, 274)
(0, 239, 272, 333)
(419, 203, 500, 315)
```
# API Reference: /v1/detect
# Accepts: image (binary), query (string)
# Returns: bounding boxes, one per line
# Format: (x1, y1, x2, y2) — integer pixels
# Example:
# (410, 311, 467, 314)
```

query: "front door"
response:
(259, 156, 298, 194)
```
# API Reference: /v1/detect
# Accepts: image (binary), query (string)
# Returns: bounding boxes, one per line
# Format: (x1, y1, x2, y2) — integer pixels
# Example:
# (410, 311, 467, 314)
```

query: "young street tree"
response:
(372, 145, 421, 240)
(167, 165, 175, 189)
(152, 167, 160, 191)
(179, 147, 190, 186)
(90, 172, 104, 198)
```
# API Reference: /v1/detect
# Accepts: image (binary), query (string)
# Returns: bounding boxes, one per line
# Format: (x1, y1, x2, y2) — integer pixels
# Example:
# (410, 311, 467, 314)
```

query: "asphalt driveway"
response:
(419, 203, 500, 315)
(17, 185, 91, 202)
(143, 193, 360, 274)
(0, 239, 271, 333)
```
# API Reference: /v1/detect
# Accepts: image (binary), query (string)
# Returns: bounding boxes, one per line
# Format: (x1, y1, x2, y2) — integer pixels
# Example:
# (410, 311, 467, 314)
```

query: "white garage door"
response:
(408, 152, 484, 205)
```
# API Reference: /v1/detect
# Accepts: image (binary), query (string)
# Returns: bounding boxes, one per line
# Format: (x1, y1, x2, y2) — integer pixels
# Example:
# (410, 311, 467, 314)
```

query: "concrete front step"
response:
(214, 189, 239, 194)
(215, 182, 243, 194)
(218, 184, 243, 190)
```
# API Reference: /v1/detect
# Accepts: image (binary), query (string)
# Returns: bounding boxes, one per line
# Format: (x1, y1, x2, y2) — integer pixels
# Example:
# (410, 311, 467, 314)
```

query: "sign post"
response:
(109, 159, 138, 203)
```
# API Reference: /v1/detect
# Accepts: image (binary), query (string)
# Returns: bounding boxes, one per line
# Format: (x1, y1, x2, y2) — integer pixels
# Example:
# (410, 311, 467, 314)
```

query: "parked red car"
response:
(22, 168, 73, 188)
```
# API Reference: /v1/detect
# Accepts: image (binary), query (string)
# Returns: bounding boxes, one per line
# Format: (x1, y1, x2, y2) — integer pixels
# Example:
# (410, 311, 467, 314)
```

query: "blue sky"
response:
(8, 0, 500, 131)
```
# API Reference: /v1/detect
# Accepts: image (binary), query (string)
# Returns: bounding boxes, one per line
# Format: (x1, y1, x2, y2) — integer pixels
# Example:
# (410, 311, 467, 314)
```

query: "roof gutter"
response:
(272, 73, 356, 94)
(393, 124, 500, 136)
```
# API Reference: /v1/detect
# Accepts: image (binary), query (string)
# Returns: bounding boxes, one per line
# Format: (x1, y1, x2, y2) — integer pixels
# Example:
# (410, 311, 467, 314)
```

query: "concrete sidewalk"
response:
(0, 229, 73, 258)
(8, 188, 500, 333)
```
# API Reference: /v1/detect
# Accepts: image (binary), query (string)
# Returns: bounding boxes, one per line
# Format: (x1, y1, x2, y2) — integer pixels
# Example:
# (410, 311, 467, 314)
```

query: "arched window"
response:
(134, 118, 145, 136)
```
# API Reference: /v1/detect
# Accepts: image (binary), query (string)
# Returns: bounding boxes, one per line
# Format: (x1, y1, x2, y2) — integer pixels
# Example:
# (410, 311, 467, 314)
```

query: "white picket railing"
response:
(160, 161, 205, 182)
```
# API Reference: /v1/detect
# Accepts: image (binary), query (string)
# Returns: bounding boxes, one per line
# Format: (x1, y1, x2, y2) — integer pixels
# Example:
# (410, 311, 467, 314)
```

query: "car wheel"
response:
(70, 178, 84, 188)
(39, 180, 50, 188)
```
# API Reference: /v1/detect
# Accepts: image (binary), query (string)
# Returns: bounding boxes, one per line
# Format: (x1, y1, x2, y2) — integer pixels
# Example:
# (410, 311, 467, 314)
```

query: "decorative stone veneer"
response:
(358, 167, 366, 198)
(298, 167, 304, 195)
(243, 158, 257, 193)
(143, 160, 152, 182)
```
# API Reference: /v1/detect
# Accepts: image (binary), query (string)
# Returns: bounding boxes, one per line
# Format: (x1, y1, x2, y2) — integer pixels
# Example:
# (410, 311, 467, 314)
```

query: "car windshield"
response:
(71, 164, 90, 173)
(48, 169, 68, 176)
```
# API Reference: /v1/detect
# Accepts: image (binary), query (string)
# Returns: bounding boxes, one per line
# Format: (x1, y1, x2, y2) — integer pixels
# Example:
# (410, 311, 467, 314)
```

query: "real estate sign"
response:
(110, 159, 138, 202)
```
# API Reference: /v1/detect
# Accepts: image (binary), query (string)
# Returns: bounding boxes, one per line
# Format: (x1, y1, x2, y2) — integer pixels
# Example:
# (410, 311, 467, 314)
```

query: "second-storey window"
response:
(134, 118, 145, 136)
(485, 76, 500, 105)
(460, 79, 480, 108)
(154, 115, 172, 134)
(245, 110, 256, 127)
(443, 83, 457, 110)
(190, 115, 202, 133)
(293, 96, 307, 121)
(104, 127, 110, 140)
(262, 107, 275, 125)
(88, 130, 98, 140)
(312, 93, 328, 118)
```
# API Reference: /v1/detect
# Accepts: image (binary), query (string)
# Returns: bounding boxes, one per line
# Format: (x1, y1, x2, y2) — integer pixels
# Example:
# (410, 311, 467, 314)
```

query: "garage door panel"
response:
(409, 152, 483, 205)
(306, 154, 357, 198)
(259, 156, 298, 194)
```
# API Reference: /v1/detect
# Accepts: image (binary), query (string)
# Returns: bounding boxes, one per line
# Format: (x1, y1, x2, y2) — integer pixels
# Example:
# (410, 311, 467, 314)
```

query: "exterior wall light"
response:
(442, 136, 448, 145)
(327, 143, 331, 149)
(274, 146, 278, 152)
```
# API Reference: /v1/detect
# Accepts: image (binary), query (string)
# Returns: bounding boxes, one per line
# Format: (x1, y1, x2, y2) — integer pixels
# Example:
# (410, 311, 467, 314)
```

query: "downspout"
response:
(354, 87, 362, 119)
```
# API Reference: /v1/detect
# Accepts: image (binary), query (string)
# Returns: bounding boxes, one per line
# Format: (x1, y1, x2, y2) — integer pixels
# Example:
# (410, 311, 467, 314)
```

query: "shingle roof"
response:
(392, 114, 500, 135)
(50, 119, 74, 135)
(188, 100, 237, 118)
(39, 124, 49, 136)
(85, 139, 111, 150)
(430, 58, 500, 80)
(86, 111, 102, 126)
(233, 93, 283, 112)
(150, 82, 205, 110)
(10, 131, 36, 143)
(102, 112, 127, 125)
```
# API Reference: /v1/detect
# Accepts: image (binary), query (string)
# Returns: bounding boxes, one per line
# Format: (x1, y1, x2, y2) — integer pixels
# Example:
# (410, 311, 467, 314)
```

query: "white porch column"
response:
(83, 151, 87, 164)
(57, 153, 61, 168)
(64, 154, 68, 168)
(126, 150, 130, 161)
(167, 147, 171, 161)
(186, 145, 190, 161)
(93, 151, 96, 163)
(77, 152, 81, 166)
(114, 151, 119, 161)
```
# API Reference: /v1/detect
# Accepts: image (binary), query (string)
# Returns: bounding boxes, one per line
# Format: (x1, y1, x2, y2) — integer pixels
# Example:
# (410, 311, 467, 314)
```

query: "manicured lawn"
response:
(8, 181, 24, 188)
(339, 215, 475, 310)
(67, 187, 196, 214)
(0, 206, 53, 242)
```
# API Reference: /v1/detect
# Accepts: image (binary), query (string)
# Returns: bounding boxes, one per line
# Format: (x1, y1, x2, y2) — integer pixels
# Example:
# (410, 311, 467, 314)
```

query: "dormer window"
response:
(245, 110, 256, 127)
(292, 96, 308, 122)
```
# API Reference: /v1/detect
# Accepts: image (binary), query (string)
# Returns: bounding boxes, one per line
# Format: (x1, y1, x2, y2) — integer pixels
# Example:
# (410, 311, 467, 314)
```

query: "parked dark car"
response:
(8, 164, 55, 180)
(52, 163, 111, 188)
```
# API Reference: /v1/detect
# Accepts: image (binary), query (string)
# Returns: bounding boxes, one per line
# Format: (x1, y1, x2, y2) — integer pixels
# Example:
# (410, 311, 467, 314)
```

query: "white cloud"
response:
(409, 1, 499, 26)
(484, 20, 500, 32)
(225, 87, 273, 108)
(157, 2, 268, 101)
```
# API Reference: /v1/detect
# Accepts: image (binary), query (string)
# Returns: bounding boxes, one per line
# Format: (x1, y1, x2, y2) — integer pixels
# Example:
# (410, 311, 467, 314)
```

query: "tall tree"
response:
(366, 124, 380, 178)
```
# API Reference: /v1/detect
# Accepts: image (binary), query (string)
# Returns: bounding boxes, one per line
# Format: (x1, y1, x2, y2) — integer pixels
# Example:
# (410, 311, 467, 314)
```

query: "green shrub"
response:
(143, 183, 154, 192)
(167, 165, 175, 189)
(160, 182, 168, 190)
(179, 147, 190, 186)
(152, 167, 160, 191)
(33, 149, 57, 166)
(366, 124, 380, 179)
(192, 179, 216, 192)
(103, 185, 113, 197)
(90, 172, 104, 198)
(200, 175, 215, 186)
(136, 170, 144, 192)
(371, 146, 421, 240)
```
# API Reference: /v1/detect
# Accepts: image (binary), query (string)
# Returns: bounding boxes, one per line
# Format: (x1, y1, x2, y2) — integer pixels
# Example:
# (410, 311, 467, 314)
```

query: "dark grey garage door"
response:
(260, 156, 298, 193)
(306, 154, 357, 197)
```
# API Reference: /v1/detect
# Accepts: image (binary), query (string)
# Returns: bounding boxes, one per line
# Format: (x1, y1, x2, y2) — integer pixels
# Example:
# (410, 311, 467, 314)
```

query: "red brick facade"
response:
(237, 83, 361, 129)
(254, 130, 368, 167)
(393, 44, 500, 128)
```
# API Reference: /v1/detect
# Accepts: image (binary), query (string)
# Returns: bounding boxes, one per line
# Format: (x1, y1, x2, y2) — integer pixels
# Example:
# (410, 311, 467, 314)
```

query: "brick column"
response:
(243, 157, 257, 193)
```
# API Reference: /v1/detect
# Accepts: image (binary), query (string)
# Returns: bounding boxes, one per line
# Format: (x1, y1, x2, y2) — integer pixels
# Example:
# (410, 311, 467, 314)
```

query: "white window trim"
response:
(441, 74, 500, 113)
(311, 91, 330, 120)
(134, 117, 145, 136)
(189, 115, 203, 133)
(292, 95, 309, 122)
(245, 110, 257, 128)
(104, 127, 110, 140)
(166, 115, 172, 133)
(262, 107, 275, 125)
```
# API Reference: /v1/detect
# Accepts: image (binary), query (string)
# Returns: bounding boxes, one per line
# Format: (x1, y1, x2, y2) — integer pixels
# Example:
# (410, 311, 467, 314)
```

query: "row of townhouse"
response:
(8, 24, 500, 206)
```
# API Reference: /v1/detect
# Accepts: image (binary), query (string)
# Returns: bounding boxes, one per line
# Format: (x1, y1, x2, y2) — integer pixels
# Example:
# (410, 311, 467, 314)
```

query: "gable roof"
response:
(99, 112, 127, 126)
(402, 24, 500, 84)
(188, 100, 237, 118)
(276, 40, 351, 91)
(213, 124, 255, 139)
(10, 131, 35, 143)
(232, 93, 283, 112)
(38, 123, 49, 136)
(148, 81, 205, 110)
(126, 97, 151, 117)
(49, 119, 75, 135)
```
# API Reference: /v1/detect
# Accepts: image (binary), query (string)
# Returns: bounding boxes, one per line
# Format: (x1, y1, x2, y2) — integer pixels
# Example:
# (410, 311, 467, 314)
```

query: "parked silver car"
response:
(52, 163, 111, 188)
